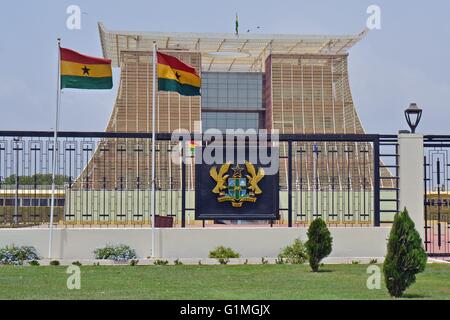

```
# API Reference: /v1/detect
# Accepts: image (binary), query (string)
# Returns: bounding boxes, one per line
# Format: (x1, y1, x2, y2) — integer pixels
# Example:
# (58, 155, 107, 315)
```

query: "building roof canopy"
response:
(99, 22, 367, 72)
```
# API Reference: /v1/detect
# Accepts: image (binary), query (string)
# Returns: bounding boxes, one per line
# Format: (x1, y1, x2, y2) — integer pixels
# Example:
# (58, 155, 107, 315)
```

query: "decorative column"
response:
(398, 133, 424, 241)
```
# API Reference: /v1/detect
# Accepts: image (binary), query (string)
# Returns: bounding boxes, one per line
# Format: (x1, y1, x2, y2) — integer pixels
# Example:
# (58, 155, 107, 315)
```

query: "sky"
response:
(1, 0, 450, 134)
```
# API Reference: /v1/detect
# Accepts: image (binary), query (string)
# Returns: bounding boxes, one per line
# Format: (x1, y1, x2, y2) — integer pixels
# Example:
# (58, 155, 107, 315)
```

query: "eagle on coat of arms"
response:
(209, 161, 265, 208)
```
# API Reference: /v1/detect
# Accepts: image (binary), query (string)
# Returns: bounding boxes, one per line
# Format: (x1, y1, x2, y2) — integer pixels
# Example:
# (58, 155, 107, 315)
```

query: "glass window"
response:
(202, 72, 263, 110)
(22, 199, 31, 207)
(5, 199, 16, 206)
(202, 112, 260, 131)
(39, 199, 49, 207)
(51, 199, 65, 207)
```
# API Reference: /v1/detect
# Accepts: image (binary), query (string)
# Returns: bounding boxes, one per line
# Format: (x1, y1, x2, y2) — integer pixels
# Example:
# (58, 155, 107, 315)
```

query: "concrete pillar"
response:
(398, 133, 424, 241)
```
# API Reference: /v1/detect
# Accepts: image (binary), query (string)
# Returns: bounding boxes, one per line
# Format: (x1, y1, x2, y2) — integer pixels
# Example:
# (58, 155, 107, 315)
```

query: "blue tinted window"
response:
(5, 199, 14, 206)
(202, 112, 260, 132)
(202, 72, 263, 110)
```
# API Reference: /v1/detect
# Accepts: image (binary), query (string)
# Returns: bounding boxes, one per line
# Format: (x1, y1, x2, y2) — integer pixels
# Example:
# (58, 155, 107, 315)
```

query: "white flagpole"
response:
(48, 38, 61, 259)
(151, 41, 157, 257)
(313, 144, 317, 218)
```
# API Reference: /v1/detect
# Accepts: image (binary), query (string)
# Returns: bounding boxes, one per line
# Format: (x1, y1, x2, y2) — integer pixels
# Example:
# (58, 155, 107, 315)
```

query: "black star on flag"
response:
(82, 65, 90, 76)
(175, 71, 181, 81)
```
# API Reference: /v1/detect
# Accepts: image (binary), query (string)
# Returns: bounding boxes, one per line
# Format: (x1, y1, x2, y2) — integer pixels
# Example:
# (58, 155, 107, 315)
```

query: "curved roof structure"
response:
(98, 22, 368, 72)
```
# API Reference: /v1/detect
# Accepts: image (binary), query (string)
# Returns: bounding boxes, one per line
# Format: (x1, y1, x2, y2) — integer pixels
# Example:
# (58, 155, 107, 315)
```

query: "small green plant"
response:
(208, 246, 240, 265)
(370, 259, 378, 264)
(93, 262, 100, 266)
(278, 238, 308, 264)
(244, 259, 248, 265)
(130, 259, 139, 266)
(153, 259, 169, 266)
(261, 257, 269, 265)
(352, 260, 360, 265)
(198, 260, 202, 265)
(93, 244, 137, 262)
(0, 245, 40, 265)
(174, 259, 183, 265)
(49, 260, 60, 266)
(275, 257, 285, 264)
(305, 218, 333, 272)
(29, 260, 40, 266)
(383, 208, 427, 298)
(72, 261, 82, 267)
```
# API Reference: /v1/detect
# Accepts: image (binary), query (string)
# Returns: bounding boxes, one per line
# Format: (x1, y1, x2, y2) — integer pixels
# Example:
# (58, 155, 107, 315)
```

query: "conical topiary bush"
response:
(383, 207, 427, 297)
(305, 218, 333, 272)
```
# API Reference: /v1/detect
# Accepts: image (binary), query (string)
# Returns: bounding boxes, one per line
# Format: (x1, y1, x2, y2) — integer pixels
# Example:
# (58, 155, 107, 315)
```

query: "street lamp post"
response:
(404, 103, 423, 133)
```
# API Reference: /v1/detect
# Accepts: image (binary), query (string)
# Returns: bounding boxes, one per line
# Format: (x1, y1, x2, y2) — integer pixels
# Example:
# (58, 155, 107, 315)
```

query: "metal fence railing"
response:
(0, 131, 395, 228)
(423, 135, 450, 257)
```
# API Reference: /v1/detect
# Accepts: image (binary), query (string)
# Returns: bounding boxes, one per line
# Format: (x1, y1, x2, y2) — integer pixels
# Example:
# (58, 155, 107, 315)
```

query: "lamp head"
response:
(404, 103, 422, 133)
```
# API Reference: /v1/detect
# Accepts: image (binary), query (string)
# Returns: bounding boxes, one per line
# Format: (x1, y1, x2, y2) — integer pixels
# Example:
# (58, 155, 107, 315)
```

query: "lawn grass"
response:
(0, 264, 449, 300)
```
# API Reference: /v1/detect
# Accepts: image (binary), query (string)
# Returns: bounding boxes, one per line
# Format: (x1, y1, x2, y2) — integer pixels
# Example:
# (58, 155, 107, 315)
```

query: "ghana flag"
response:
(157, 52, 201, 96)
(60, 47, 113, 90)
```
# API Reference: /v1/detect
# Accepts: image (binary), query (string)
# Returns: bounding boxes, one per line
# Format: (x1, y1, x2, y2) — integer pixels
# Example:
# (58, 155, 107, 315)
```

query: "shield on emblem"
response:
(239, 178, 247, 198)
(228, 178, 247, 200)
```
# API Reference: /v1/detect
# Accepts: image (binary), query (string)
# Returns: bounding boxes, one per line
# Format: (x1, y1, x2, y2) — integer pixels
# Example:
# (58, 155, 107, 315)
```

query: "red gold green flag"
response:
(157, 52, 201, 96)
(60, 47, 113, 90)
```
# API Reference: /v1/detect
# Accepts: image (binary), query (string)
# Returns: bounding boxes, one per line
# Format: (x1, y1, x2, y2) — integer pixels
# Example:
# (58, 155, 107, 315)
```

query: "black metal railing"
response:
(379, 135, 400, 223)
(423, 135, 450, 257)
(277, 134, 381, 227)
(0, 131, 390, 228)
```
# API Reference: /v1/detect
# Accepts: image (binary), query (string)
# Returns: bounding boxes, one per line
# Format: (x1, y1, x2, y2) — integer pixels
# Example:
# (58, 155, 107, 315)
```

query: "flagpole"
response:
(151, 41, 157, 257)
(48, 38, 61, 259)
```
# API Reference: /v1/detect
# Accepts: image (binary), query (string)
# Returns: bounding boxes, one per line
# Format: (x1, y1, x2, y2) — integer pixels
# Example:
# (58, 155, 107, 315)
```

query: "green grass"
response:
(0, 264, 449, 300)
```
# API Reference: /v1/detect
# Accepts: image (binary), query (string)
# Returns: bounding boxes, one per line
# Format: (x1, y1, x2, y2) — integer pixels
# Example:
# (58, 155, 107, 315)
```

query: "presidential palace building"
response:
(0, 23, 396, 227)
(60, 23, 395, 227)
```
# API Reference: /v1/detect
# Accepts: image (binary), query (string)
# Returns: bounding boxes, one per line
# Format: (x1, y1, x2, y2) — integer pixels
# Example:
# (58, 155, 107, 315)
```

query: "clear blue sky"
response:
(1, 0, 449, 133)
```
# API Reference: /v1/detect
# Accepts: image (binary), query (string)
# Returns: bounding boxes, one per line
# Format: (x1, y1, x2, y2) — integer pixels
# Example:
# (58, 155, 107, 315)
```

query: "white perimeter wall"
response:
(0, 227, 390, 260)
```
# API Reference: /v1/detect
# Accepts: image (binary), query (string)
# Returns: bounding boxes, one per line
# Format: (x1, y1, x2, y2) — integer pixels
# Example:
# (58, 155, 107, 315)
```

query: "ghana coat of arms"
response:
(209, 161, 265, 208)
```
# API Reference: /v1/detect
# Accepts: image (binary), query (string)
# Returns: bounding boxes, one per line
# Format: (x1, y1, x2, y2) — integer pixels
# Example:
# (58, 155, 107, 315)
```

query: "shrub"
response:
(72, 261, 82, 267)
(174, 259, 183, 265)
(29, 260, 40, 266)
(154, 259, 169, 266)
(383, 208, 427, 298)
(93, 244, 137, 262)
(370, 259, 378, 265)
(208, 246, 240, 265)
(49, 260, 60, 266)
(130, 259, 139, 266)
(278, 238, 308, 264)
(305, 218, 333, 272)
(0, 245, 40, 265)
